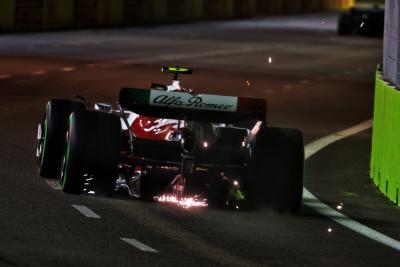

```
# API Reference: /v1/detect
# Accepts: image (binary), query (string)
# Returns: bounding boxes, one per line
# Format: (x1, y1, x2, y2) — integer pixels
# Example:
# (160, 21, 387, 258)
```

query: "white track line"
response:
(304, 119, 400, 251)
(305, 119, 372, 159)
(44, 179, 61, 190)
(120, 238, 158, 253)
(71, 205, 101, 219)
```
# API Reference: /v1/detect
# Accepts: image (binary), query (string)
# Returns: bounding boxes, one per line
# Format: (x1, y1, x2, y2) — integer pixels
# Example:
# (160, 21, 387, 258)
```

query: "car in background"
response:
(35, 67, 304, 212)
(338, 5, 384, 37)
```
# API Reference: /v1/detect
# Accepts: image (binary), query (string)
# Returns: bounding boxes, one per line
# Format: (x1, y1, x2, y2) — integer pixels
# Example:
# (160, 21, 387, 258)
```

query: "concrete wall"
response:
(383, 0, 400, 87)
(0, 0, 355, 32)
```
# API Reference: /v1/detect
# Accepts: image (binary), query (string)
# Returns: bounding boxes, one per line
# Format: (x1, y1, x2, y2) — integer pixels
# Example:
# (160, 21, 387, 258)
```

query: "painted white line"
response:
(304, 119, 400, 251)
(305, 119, 372, 159)
(71, 205, 101, 219)
(120, 238, 158, 253)
(303, 189, 400, 251)
(44, 179, 62, 190)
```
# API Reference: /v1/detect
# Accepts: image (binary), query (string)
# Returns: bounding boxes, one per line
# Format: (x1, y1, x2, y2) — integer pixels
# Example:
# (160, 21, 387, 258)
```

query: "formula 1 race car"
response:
(338, 5, 384, 37)
(35, 67, 304, 213)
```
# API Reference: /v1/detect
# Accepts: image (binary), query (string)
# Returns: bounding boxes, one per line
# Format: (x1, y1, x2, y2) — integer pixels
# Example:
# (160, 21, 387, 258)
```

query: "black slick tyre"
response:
(60, 111, 121, 195)
(38, 99, 85, 178)
(250, 126, 304, 213)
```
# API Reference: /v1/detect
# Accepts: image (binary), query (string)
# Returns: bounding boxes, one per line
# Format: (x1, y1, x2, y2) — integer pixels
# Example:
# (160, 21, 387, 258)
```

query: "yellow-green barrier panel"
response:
(282, 0, 303, 14)
(255, 0, 283, 14)
(0, 0, 15, 30)
(370, 71, 400, 206)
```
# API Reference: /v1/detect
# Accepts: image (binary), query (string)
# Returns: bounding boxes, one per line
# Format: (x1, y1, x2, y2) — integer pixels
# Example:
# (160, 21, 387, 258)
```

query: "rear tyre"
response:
(250, 126, 304, 213)
(60, 111, 121, 194)
(37, 99, 85, 178)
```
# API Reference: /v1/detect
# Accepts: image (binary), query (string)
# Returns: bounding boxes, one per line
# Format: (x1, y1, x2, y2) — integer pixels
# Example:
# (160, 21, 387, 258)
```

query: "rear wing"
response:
(119, 88, 266, 123)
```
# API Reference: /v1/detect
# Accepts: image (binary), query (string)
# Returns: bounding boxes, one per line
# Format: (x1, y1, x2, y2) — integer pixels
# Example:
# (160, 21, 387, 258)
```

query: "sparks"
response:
(0, 74, 11, 79)
(62, 67, 76, 72)
(154, 194, 208, 208)
(32, 70, 46, 75)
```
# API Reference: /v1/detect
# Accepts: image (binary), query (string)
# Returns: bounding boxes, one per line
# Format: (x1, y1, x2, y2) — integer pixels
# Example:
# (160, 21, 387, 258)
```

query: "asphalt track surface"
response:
(0, 13, 398, 266)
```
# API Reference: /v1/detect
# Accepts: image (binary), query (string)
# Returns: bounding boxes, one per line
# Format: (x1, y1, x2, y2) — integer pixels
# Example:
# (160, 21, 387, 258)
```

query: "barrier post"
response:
(223, 0, 235, 18)
(151, 0, 167, 23)
(255, 0, 283, 15)
(203, 0, 221, 19)
(123, 0, 152, 25)
(302, 0, 322, 13)
(98, 0, 123, 26)
(283, 0, 303, 14)
(186, 0, 203, 20)
(15, 0, 44, 30)
(0, 0, 15, 31)
(54, 0, 74, 28)
(234, 0, 256, 18)
(165, 0, 187, 21)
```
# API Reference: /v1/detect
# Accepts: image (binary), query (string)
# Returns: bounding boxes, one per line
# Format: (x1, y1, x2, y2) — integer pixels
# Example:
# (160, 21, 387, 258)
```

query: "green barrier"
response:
(98, 0, 123, 26)
(255, 0, 283, 14)
(43, 0, 73, 28)
(188, 0, 204, 19)
(0, 0, 356, 32)
(151, 0, 167, 23)
(283, 0, 303, 14)
(55, 0, 74, 27)
(0, 0, 15, 30)
(163, 0, 204, 22)
(234, 0, 256, 18)
(302, 0, 322, 13)
(203, 0, 234, 19)
(370, 70, 400, 206)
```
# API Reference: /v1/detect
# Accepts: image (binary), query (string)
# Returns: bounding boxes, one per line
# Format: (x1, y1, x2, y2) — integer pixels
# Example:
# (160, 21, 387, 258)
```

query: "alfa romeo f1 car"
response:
(338, 5, 384, 37)
(35, 67, 304, 212)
